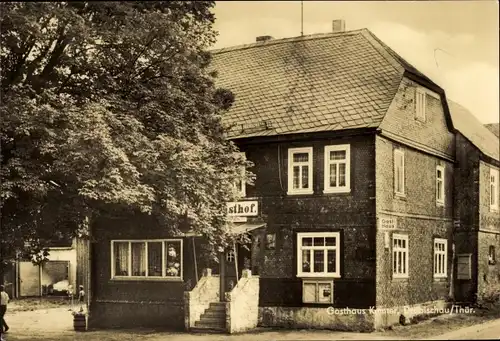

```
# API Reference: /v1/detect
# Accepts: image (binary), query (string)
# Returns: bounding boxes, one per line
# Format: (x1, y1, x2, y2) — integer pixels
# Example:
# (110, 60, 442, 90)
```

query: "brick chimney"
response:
(332, 19, 345, 33)
(256, 35, 274, 42)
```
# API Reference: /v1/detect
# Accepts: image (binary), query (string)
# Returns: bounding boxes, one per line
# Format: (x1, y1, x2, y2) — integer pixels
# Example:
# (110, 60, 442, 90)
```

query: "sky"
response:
(212, 1, 499, 124)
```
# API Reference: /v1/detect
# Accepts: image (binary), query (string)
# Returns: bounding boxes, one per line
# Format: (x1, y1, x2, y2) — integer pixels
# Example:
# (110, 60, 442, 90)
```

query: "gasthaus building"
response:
(84, 22, 499, 333)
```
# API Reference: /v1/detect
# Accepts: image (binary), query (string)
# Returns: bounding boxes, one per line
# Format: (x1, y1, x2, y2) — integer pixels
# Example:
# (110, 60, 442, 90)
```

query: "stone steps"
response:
(191, 301, 227, 333)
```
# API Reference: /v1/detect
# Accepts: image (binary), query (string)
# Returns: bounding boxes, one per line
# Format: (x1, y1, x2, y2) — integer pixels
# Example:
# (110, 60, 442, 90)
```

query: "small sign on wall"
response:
(379, 216, 397, 230)
(457, 254, 472, 280)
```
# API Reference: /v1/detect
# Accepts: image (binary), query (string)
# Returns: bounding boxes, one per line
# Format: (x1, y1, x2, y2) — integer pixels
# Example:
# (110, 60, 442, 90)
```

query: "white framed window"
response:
(111, 239, 183, 280)
(433, 238, 447, 278)
(288, 147, 313, 195)
(302, 280, 333, 304)
(392, 234, 408, 278)
(490, 168, 499, 211)
(394, 149, 405, 196)
(297, 232, 340, 278)
(415, 88, 426, 122)
(436, 165, 445, 205)
(234, 152, 246, 197)
(323, 144, 351, 193)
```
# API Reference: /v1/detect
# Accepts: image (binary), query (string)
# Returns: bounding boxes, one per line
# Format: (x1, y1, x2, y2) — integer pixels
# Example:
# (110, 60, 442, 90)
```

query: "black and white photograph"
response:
(0, 1, 499, 340)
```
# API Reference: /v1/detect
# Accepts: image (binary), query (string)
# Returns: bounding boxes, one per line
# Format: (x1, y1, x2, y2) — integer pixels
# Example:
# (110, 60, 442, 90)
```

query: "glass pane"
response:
(303, 283, 316, 303)
(313, 237, 324, 246)
(402, 252, 406, 274)
(325, 237, 336, 246)
(147, 242, 163, 277)
(330, 150, 346, 160)
(434, 254, 437, 273)
(114, 242, 129, 276)
(302, 166, 309, 189)
(293, 166, 300, 189)
(302, 250, 311, 272)
(313, 250, 324, 273)
(318, 282, 332, 303)
(402, 239, 406, 248)
(393, 251, 397, 273)
(398, 251, 402, 273)
(131, 242, 146, 276)
(166, 241, 182, 277)
(339, 163, 346, 186)
(302, 237, 313, 246)
(327, 250, 336, 273)
(330, 164, 337, 187)
(437, 169, 442, 178)
(293, 152, 309, 163)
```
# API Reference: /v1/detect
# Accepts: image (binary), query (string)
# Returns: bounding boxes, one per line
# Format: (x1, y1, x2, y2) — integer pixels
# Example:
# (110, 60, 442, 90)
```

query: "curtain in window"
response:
(131, 242, 146, 276)
(114, 242, 129, 276)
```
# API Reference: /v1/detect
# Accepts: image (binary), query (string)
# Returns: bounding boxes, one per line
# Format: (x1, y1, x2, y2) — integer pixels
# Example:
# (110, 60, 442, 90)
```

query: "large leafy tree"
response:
(0, 1, 249, 277)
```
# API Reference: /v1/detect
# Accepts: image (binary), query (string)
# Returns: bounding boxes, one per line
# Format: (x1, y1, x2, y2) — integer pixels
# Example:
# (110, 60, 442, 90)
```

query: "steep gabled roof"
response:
(447, 100, 499, 162)
(485, 123, 499, 138)
(210, 28, 451, 139)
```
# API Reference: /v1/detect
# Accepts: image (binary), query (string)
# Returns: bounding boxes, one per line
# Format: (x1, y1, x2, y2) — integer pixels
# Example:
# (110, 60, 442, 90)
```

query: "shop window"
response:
(111, 239, 183, 280)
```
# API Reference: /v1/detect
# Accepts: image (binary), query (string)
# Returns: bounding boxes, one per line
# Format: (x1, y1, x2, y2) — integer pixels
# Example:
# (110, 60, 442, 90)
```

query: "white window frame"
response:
(436, 165, 445, 205)
(297, 232, 340, 278)
(415, 88, 426, 122)
(433, 238, 447, 278)
(490, 168, 499, 211)
(392, 233, 409, 279)
(234, 152, 246, 197)
(110, 239, 183, 281)
(323, 144, 351, 194)
(302, 280, 334, 304)
(288, 147, 314, 195)
(394, 149, 405, 196)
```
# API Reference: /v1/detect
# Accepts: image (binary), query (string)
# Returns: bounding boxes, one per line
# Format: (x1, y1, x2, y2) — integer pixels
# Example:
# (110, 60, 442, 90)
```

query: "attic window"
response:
(415, 88, 426, 122)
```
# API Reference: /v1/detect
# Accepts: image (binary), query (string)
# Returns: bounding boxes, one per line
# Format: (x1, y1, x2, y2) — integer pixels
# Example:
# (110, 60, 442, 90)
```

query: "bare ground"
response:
(2, 300, 499, 341)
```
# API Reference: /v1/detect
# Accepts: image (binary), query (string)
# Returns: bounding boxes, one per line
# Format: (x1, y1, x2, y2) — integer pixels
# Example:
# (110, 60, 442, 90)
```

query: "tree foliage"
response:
(0, 1, 250, 269)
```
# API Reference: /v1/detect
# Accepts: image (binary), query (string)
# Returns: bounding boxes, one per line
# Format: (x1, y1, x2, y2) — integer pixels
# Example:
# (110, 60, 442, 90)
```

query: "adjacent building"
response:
(448, 100, 500, 303)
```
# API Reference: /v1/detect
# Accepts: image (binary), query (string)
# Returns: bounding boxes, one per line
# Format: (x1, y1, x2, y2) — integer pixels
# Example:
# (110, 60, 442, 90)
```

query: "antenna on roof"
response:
(301, 1, 304, 36)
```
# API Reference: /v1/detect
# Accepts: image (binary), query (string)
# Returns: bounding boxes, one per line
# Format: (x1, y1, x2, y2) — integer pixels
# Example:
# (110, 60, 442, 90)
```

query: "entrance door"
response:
(223, 243, 252, 294)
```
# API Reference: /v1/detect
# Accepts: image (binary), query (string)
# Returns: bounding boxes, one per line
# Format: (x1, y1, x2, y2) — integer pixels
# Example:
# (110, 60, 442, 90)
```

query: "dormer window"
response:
(415, 88, 426, 122)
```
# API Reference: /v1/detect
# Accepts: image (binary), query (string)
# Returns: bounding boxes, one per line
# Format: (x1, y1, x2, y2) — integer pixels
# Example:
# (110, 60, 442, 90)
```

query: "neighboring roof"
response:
(210, 28, 446, 139)
(447, 100, 499, 161)
(485, 123, 500, 138)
